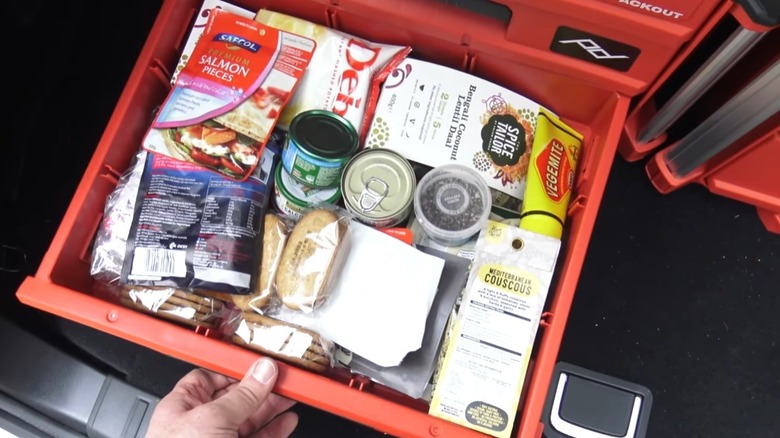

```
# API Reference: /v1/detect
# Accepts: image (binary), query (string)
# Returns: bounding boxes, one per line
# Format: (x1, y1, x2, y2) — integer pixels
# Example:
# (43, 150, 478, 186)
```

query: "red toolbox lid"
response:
(617, 0, 780, 233)
(620, 0, 779, 163)
(493, 0, 723, 96)
(592, 0, 716, 24)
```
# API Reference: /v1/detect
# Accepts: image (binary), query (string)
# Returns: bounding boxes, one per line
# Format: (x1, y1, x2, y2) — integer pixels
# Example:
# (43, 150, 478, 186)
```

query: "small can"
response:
(282, 110, 359, 188)
(341, 149, 416, 228)
(273, 163, 341, 220)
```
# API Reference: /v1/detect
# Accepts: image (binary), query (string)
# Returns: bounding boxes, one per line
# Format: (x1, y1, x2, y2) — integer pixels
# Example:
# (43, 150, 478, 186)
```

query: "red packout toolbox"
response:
(647, 114, 780, 234)
(618, 0, 780, 234)
(14, 0, 712, 436)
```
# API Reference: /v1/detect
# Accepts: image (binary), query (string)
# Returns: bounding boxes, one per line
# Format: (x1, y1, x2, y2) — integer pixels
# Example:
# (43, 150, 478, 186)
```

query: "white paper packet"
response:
(272, 221, 445, 367)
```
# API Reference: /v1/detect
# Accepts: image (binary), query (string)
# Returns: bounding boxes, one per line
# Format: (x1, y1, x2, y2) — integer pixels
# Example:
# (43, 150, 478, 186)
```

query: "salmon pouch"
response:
(143, 9, 316, 180)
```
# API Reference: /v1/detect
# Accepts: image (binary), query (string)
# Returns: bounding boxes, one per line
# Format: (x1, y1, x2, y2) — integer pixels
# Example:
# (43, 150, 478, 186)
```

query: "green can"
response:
(341, 149, 416, 228)
(273, 163, 341, 221)
(281, 110, 359, 188)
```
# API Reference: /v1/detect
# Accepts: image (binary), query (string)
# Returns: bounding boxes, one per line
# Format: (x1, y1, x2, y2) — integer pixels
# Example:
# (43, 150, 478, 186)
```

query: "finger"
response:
(213, 381, 241, 400)
(203, 357, 279, 427)
(162, 368, 237, 411)
(248, 411, 299, 438)
(174, 368, 236, 398)
(238, 394, 297, 437)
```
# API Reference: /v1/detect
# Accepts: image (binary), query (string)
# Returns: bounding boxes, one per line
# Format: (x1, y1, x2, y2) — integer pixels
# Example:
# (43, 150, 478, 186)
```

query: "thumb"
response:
(206, 358, 279, 427)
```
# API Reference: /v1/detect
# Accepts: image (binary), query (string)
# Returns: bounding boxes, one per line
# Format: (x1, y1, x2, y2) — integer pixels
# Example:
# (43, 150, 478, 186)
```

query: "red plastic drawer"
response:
(707, 127, 780, 214)
(646, 112, 780, 234)
(623, 15, 779, 235)
(15, 0, 630, 437)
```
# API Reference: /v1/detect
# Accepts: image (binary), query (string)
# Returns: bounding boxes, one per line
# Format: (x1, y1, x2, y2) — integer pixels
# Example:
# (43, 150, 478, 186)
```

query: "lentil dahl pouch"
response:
(142, 9, 315, 181)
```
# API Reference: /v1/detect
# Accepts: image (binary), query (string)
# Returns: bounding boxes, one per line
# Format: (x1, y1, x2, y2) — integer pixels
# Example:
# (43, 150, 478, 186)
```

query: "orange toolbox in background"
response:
(618, 0, 779, 234)
(14, 0, 720, 436)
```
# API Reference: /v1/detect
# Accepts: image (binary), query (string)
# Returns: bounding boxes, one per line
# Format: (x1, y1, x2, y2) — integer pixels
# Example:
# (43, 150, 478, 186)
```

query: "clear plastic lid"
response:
(413, 164, 492, 246)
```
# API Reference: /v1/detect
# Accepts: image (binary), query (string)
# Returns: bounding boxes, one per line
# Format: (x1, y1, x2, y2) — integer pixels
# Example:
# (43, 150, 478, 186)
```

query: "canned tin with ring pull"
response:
(341, 149, 416, 228)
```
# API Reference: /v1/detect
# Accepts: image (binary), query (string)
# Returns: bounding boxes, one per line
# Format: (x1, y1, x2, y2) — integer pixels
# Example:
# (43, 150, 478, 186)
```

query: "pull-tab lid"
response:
(341, 149, 416, 221)
(358, 177, 390, 212)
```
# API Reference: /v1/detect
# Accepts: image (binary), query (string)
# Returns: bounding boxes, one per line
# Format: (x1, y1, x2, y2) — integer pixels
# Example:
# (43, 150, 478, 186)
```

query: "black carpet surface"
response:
(2, 1, 778, 437)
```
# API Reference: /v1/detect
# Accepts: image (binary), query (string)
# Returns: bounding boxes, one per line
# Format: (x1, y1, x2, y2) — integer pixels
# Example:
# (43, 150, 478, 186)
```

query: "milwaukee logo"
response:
(550, 27, 640, 72)
(618, 0, 684, 19)
(558, 39, 629, 60)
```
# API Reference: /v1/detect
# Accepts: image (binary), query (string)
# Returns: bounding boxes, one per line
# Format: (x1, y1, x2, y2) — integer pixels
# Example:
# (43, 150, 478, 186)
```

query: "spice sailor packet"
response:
(143, 9, 315, 181)
(430, 220, 561, 438)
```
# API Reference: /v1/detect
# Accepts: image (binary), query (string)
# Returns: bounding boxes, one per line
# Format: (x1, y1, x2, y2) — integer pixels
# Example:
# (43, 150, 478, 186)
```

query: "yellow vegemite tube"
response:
(519, 108, 583, 239)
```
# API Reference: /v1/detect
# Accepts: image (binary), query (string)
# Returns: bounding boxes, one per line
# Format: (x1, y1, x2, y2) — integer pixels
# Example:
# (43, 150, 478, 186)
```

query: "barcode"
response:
(131, 247, 186, 278)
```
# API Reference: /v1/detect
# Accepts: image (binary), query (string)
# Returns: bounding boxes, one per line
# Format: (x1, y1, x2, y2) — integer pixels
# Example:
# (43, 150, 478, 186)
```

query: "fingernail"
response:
(252, 358, 277, 384)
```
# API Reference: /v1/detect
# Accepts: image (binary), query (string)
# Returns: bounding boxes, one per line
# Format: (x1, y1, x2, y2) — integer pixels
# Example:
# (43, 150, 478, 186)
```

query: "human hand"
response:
(146, 357, 298, 438)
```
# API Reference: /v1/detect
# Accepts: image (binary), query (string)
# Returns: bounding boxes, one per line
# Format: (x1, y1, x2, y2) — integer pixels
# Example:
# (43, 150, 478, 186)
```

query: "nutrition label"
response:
(431, 275, 535, 435)
(123, 151, 276, 293)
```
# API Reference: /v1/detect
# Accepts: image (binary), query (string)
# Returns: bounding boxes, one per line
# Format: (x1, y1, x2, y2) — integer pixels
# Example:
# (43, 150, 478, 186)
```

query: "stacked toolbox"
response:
(619, 0, 780, 233)
(13, 0, 740, 437)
